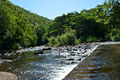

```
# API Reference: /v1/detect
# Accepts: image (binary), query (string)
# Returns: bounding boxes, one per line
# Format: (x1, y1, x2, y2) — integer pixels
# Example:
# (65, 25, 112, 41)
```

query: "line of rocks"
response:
(52, 43, 99, 64)
(0, 47, 52, 58)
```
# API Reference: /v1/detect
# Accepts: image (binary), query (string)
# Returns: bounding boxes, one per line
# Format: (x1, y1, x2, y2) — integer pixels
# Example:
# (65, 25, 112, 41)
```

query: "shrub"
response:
(48, 36, 58, 47)
(109, 29, 120, 41)
(86, 36, 102, 42)
(48, 30, 78, 46)
(12, 43, 21, 50)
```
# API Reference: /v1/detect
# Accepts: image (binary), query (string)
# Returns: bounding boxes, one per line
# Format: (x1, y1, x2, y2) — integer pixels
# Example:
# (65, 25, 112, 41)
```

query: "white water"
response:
(52, 64, 77, 80)
(0, 59, 12, 63)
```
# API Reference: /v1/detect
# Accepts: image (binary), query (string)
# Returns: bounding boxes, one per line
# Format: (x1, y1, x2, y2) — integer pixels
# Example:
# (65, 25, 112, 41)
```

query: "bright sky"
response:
(9, 0, 105, 19)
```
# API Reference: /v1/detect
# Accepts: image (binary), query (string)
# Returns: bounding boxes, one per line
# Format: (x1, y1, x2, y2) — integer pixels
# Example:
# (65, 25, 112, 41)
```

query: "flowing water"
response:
(64, 44, 120, 80)
(0, 44, 97, 80)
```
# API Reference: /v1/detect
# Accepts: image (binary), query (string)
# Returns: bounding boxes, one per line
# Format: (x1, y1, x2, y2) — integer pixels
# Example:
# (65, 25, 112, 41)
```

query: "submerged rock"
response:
(0, 72, 18, 80)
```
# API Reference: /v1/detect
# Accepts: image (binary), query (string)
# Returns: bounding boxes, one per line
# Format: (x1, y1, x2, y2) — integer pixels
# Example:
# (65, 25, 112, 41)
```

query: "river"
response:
(1, 43, 120, 80)
(0, 44, 97, 80)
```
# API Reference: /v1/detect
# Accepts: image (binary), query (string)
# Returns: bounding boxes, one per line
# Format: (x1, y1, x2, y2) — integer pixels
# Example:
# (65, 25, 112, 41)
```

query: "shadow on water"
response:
(64, 44, 120, 80)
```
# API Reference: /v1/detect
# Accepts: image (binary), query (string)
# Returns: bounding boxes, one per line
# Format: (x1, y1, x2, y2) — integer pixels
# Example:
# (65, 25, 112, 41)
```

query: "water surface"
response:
(64, 44, 120, 80)
(0, 44, 97, 80)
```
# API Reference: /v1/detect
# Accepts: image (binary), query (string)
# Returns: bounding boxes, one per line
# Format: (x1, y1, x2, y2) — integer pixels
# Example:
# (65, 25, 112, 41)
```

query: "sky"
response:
(9, 0, 105, 19)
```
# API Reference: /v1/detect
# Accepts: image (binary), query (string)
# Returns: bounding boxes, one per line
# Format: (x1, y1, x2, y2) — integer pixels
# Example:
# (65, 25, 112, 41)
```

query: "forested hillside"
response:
(0, 0, 120, 49)
(45, 0, 120, 46)
(0, 0, 52, 50)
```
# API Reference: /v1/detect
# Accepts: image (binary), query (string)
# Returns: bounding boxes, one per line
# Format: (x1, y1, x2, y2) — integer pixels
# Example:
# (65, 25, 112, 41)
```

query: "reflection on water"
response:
(64, 44, 120, 80)
(0, 44, 98, 80)
(0, 50, 77, 80)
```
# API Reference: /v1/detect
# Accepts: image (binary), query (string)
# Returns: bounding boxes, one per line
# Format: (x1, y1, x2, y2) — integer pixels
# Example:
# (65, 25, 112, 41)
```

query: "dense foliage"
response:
(0, 0, 120, 49)
(0, 0, 51, 50)
(45, 0, 120, 46)
(48, 30, 78, 47)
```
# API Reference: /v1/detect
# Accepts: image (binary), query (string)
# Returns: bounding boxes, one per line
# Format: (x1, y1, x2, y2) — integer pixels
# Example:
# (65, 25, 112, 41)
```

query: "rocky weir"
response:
(0, 43, 99, 80)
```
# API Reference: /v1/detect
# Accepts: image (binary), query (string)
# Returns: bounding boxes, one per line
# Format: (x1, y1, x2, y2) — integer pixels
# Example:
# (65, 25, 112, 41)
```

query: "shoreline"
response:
(1, 41, 120, 60)
(1, 41, 120, 55)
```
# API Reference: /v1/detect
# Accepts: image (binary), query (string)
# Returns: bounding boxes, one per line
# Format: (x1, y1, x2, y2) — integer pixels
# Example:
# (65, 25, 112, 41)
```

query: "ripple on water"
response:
(0, 44, 99, 80)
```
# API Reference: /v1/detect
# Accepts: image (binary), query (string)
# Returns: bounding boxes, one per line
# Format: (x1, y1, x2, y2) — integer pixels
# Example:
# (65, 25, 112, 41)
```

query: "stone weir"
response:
(51, 43, 100, 80)
(63, 42, 120, 80)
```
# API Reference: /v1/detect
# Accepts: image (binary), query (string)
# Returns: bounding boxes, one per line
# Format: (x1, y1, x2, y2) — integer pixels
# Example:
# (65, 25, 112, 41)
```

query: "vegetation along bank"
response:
(0, 0, 120, 50)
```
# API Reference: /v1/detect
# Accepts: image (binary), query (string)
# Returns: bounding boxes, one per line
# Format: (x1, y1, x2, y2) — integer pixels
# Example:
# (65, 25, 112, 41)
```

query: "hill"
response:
(0, 0, 52, 49)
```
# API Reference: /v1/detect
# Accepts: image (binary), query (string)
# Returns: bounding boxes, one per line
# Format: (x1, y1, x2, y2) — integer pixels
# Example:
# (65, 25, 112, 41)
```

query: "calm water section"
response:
(64, 44, 120, 80)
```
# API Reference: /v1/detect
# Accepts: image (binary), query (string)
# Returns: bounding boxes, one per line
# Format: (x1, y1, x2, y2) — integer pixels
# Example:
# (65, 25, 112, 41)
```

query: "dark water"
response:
(64, 44, 120, 80)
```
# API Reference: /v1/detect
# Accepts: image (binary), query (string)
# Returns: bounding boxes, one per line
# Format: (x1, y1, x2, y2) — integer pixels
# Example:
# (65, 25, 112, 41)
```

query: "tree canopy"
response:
(0, 0, 120, 48)
(45, 0, 120, 46)
(0, 0, 52, 50)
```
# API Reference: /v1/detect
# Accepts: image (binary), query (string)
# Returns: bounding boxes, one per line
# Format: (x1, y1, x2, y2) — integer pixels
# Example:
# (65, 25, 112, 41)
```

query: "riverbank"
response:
(1, 41, 120, 58)
(0, 41, 120, 64)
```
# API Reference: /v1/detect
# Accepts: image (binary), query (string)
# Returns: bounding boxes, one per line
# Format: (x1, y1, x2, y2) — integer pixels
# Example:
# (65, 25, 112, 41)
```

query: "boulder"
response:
(34, 50, 44, 55)
(42, 47, 51, 51)
(0, 72, 18, 80)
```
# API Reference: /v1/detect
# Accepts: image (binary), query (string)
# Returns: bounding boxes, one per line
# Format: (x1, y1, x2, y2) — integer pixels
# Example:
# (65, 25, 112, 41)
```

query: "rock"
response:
(0, 50, 7, 54)
(42, 47, 51, 51)
(78, 58, 81, 61)
(70, 52, 76, 56)
(0, 72, 18, 80)
(34, 50, 44, 55)
(0, 59, 12, 64)
(72, 48, 78, 51)
(0, 52, 17, 59)
(67, 58, 74, 61)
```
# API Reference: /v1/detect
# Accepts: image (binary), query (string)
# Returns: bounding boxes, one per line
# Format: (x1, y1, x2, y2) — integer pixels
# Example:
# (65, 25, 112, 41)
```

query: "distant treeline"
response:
(0, 0, 120, 49)
(45, 0, 120, 46)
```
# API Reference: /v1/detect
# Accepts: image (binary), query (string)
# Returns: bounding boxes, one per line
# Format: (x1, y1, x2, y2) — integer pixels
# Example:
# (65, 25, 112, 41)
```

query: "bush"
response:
(48, 30, 78, 47)
(109, 29, 120, 41)
(62, 30, 77, 45)
(12, 43, 21, 50)
(79, 36, 103, 43)
(86, 36, 103, 42)
(48, 36, 58, 47)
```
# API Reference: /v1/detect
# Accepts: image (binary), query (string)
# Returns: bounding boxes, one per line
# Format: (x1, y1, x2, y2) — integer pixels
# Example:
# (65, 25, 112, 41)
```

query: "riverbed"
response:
(0, 43, 98, 80)
(1, 42, 120, 80)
